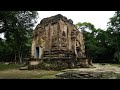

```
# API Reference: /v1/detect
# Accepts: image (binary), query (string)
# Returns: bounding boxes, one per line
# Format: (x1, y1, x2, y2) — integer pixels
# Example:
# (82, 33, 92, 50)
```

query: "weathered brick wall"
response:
(32, 14, 85, 60)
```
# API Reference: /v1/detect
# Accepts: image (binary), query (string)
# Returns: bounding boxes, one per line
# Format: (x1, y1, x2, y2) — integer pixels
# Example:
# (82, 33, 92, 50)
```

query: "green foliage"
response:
(76, 22, 99, 59)
(76, 22, 114, 63)
(0, 11, 38, 63)
(113, 50, 120, 63)
(76, 11, 120, 63)
(107, 11, 120, 63)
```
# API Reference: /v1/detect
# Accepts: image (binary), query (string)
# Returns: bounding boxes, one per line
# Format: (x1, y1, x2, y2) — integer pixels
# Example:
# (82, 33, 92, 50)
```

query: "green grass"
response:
(0, 63, 23, 70)
(0, 69, 59, 79)
(1, 63, 120, 79)
(0, 63, 60, 79)
(109, 63, 120, 67)
(30, 70, 59, 79)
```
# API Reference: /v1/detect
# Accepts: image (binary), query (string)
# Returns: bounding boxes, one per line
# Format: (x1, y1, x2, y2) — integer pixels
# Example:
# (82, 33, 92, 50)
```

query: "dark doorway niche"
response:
(36, 47, 39, 59)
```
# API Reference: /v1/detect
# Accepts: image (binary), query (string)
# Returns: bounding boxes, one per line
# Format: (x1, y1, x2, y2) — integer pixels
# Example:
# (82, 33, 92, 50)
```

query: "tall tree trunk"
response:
(19, 51, 22, 63)
(21, 53, 22, 63)
(19, 46, 22, 63)
(15, 53, 17, 63)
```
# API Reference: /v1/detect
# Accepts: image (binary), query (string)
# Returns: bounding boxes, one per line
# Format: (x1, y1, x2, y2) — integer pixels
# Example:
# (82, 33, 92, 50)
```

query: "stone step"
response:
(19, 66, 28, 70)
(42, 57, 73, 60)
(43, 54, 66, 56)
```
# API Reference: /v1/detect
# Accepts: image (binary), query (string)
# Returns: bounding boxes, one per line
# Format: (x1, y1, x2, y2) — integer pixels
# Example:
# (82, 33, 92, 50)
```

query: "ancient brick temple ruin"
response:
(31, 14, 92, 69)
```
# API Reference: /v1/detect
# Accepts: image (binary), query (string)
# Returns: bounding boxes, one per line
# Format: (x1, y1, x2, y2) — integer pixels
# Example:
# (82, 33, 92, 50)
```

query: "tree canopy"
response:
(76, 11, 120, 63)
(0, 11, 38, 63)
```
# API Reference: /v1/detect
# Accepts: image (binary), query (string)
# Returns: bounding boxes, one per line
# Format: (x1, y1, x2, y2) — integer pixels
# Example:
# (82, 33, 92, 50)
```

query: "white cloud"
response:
(35, 11, 115, 30)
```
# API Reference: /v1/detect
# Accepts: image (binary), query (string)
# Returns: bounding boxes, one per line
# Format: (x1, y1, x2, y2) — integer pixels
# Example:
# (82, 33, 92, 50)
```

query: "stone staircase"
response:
(42, 50, 74, 61)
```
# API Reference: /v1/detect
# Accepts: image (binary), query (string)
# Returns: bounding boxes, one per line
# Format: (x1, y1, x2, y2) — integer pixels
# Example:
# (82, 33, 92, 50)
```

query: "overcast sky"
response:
(36, 11, 115, 30)
(0, 11, 116, 39)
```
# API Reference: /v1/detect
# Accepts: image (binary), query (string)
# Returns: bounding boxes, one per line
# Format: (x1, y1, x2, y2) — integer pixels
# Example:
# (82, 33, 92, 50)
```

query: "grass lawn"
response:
(0, 63, 60, 79)
(109, 63, 120, 67)
(0, 63, 22, 70)
(1, 63, 120, 79)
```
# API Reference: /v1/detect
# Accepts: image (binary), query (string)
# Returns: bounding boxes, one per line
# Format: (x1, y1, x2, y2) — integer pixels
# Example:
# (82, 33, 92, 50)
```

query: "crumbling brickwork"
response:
(31, 14, 90, 68)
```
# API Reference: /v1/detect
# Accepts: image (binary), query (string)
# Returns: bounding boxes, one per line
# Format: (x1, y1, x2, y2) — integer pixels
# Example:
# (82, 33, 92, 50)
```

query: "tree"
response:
(76, 22, 97, 58)
(0, 11, 38, 63)
(75, 11, 120, 63)
(107, 11, 120, 63)
(76, 22, 111, 62)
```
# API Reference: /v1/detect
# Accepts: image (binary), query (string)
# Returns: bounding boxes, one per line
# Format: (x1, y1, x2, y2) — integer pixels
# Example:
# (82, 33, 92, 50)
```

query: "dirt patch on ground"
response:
(56, 64, 120, 79)
(62, 64, 120, 73)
